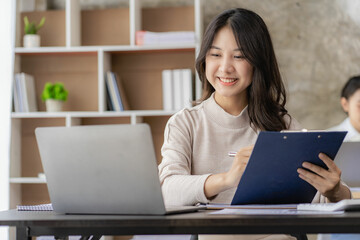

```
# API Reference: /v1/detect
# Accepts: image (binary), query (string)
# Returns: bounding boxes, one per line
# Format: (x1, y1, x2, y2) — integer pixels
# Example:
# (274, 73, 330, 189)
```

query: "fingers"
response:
(301, 153, 341, 178)
(297, 168, 324, 189)
(318, 153, 341, 174)
(298, 154, 342, 198)
(302, 162, 329, 179)
(298, 167, 341, 198)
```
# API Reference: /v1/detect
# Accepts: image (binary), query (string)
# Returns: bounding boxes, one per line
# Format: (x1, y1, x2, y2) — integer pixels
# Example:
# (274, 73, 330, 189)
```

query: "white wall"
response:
(0, 0, 14, 239)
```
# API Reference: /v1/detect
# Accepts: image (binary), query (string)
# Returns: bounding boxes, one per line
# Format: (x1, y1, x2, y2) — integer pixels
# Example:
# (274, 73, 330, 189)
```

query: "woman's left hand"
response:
(297, 153, 351, 202)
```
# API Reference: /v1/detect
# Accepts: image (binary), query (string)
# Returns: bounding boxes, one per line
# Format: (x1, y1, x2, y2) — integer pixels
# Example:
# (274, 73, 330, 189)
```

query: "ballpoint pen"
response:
(228, 151, 237, 157)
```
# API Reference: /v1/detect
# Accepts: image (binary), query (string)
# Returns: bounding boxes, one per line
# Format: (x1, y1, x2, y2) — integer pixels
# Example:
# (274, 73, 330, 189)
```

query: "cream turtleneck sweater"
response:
(158, 94, 344, 240)
(158, 93, 306, 206)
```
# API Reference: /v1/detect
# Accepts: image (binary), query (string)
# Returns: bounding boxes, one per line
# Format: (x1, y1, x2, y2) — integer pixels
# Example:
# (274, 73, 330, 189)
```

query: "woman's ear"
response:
(340, 97, 349, 113)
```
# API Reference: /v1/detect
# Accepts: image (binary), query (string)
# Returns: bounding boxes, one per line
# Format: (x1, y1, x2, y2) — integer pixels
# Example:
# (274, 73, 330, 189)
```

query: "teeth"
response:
(219, 77, 237, 83)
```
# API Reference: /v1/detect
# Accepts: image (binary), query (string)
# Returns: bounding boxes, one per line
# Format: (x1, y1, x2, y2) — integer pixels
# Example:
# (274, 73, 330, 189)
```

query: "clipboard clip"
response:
(280, 129, 328, 133)
(280, 129, 327, 140)
(280, 129, 308, 132)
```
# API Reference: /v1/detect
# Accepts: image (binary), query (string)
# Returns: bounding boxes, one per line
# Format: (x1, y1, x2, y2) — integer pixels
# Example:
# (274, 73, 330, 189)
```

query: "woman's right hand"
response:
(204, 145, 254, 199)
(225, 145, 254, 188)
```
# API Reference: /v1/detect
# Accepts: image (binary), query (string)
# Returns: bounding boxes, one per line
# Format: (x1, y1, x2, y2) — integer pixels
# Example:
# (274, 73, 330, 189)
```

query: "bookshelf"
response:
(10, 0, 203, 222)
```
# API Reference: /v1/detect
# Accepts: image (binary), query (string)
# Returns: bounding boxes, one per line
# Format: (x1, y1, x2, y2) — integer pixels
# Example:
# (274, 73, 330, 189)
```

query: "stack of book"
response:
(162, 69, 193, 111)
(13, 72, 38, 112)
(136, 31, 195, 46)
(105, 71, 130, 111)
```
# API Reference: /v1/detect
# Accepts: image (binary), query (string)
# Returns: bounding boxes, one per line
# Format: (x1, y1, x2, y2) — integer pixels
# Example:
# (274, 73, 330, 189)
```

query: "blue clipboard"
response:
(231, 131, 347, 205)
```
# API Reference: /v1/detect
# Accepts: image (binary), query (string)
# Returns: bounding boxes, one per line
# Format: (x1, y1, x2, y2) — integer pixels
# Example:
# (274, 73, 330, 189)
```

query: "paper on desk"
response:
(210, 208, 345, 215)
(205, 203, 297, 210)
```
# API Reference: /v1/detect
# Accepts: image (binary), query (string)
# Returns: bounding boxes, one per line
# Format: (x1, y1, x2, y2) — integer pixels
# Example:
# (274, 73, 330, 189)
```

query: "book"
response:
(21, 73, 38, 112)
(161, 69, 193, 111)
(181, 69, 193, 108)
(105, 71, 129, 112)
(162, 69, 174, 111)
(172, 69, 183, 110)
(105, 79, 114, 111)
(114, 72, 130, 111)
(13, 72, 38, 112)
(17, 203, 53, 211)
(231, 131, 347, 205)
(13, 74, 21, 112)
(106, 71, 121, 111)
(111, 72, 124, 111)
(136, 31, 195, 46)
(15, 73, 24, 112)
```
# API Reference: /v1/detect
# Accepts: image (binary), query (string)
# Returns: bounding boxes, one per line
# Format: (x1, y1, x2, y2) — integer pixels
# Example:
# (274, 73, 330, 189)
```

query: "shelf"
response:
(14, 44, 196, 54)
(11, 110, 177, 118)
(8, 0, 202, 215)
(10, 177, 46, 184)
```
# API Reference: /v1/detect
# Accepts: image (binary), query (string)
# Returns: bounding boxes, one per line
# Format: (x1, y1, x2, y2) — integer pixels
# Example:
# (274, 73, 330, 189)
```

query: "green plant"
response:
(41, 82, 68, 102)
(24, 16, 45, 35)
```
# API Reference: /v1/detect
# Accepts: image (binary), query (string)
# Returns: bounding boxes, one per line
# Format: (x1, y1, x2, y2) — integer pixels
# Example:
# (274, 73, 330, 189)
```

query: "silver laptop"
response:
(335, 142, 360, 187)
(35, 124, 203, 215)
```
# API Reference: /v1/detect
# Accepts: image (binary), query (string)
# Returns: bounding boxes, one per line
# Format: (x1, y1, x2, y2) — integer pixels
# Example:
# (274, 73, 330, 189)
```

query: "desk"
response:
(1, 210, 360, 240)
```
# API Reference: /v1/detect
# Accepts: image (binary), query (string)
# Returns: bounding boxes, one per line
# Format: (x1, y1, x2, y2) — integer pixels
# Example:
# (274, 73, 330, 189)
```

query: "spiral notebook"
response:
(17, 203, 53, 211)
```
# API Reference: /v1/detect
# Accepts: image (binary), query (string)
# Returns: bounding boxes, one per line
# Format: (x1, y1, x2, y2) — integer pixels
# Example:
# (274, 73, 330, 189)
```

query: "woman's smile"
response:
(217, 77, 239, 86)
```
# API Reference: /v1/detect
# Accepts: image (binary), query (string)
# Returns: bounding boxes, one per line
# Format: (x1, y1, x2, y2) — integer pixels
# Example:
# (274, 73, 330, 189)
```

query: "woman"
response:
(159, 8, 351, 240)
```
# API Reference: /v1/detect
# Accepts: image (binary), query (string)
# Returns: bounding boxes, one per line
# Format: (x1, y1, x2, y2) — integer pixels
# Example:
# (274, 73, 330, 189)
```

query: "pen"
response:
(228, 151, 237, 157)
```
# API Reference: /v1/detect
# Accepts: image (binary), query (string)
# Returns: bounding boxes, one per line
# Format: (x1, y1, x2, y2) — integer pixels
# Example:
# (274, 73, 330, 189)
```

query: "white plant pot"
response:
(45, 99, 63, 112)
(23, 34, 40, 48)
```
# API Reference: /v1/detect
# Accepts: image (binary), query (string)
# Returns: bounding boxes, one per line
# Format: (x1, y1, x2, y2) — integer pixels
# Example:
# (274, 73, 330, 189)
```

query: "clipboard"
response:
(231, 131, 347, 205)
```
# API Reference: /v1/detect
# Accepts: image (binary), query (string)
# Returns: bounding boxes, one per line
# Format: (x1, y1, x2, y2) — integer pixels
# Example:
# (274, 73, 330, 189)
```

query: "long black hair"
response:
(195, 8, 289, 131)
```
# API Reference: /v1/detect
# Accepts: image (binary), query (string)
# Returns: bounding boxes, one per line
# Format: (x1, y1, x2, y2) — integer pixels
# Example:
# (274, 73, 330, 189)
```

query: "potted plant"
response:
(23, 16, 45, 48)
(41, 82, 68, 112)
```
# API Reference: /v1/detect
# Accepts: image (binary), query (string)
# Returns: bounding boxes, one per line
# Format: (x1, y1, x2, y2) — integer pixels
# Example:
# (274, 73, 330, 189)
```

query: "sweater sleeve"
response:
(158, 114, 210, 206)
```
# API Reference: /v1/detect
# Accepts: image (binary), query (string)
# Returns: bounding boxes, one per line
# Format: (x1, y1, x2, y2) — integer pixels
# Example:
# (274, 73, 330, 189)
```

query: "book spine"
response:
(182, 69, 193, 108)
(13, 74, 20, 112)
(173, 69, 183, 110)
(105, 77, 114, 111)
(162, 69, 174, 111)
(135, 31, 196, 45)
(20, 73, 29, 112)
(111, 72, 124, 111)
(16, 73, 24, 112)
(115, 73, 130, 110)
(24, 73, 38, 112)
(106, 71, 121, 111)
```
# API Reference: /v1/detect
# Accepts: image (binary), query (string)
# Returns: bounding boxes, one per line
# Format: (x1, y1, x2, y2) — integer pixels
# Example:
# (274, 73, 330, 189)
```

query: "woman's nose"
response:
(219, 58, 235, 73)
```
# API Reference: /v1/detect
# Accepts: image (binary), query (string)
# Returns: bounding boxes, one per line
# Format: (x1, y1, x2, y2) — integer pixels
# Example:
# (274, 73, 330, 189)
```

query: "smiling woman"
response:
(158, 7, 351, 240)
(195, 8, 288, 132)
(0, 1, 14, 239)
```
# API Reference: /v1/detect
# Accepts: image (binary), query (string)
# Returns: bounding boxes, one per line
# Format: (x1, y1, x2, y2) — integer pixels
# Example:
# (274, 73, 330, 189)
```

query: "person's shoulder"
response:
(327, 125, 342, 131)
(283, 114, 302, 130)
(327, 118, 348, 131)
(167, 103, 205, 129)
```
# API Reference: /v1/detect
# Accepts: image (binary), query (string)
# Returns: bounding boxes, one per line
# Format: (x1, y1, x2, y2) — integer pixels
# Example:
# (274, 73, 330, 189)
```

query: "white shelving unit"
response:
(9, 0, 203, 224)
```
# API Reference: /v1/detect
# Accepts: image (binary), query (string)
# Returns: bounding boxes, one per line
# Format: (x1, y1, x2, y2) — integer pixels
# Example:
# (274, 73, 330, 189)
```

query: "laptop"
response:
(335, 142, 360, 187)
(35, 124, 204, 215)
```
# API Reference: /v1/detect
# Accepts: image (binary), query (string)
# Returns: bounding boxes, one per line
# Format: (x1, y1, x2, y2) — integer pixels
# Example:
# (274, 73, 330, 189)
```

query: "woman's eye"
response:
(210, 53, 220, 57)
(234, 55, 245, 59)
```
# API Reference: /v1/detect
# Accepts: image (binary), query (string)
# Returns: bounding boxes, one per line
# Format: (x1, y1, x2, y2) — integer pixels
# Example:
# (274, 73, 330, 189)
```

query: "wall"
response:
(51, 0, 360, 130)
(203, 0, 360, 129)
(0, 3, 14, 240)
